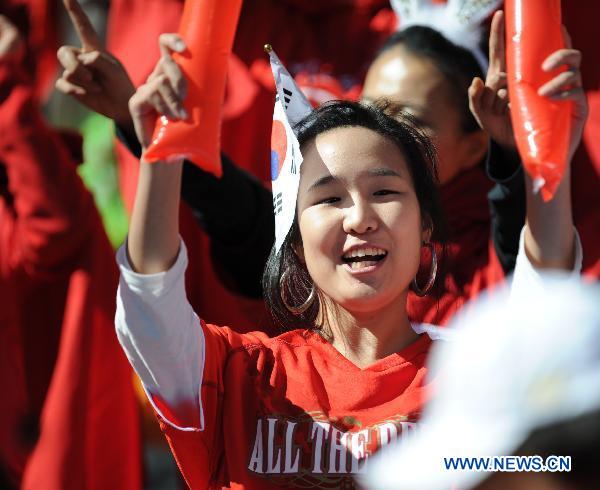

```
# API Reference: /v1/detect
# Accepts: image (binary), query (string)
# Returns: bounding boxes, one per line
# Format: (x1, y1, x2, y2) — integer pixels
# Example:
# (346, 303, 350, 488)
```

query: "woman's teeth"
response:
(349, 260, 379, 269)
(342, 248, 388, 269)
(344, 247, 387, 259)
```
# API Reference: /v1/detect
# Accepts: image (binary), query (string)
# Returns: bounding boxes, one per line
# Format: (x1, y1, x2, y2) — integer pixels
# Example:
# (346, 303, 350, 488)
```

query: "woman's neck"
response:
(321, 293, 419, 369)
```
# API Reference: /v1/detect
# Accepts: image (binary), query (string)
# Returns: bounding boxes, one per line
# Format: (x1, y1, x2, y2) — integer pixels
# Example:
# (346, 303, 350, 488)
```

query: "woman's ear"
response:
(458, 129, 489, 171)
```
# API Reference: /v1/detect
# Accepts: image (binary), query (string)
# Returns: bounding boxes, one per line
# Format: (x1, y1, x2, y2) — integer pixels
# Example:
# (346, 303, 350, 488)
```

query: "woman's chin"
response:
(332, 288, 405, 316)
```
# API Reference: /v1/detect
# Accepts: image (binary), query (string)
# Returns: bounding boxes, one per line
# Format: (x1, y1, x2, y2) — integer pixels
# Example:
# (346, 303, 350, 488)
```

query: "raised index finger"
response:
(488, 10, 506, 75)
(63, 0, 102, 52)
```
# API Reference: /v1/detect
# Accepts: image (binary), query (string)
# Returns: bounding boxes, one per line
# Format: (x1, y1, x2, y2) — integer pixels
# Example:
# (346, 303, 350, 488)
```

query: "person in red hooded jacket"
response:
(0, 14, 141, 490)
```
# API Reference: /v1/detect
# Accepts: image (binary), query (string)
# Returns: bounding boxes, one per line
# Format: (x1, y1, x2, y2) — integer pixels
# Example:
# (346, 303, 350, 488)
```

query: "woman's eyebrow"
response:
(307, 168, 406, 192)
(360, 97, 428, 115)
(364, 167, 405, 179)
(307, 174, 338, 193)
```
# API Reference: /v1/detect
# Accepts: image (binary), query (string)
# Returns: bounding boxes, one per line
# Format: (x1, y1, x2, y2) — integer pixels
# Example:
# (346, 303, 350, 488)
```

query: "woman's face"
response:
(362, 45, 484, 185)
(296, 126, 428, 315)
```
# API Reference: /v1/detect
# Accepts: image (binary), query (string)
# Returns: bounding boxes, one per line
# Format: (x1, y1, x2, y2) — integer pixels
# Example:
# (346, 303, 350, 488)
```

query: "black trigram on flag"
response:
(282, 88, 292, 109)
(290, 145, 297, 174)
(274, 89, 293, 109)
(273, 192, 283, 215)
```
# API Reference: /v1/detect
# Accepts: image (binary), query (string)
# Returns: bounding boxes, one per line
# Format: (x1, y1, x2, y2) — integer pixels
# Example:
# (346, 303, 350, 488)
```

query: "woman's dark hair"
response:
(377, 25, 486, 133)
(262, 100, 447, 332)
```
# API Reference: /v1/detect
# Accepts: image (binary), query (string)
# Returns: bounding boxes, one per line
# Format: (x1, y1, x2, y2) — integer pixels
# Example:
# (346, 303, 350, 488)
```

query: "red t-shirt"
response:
(154, 323, 436, 489)
(115, 219, 560, 490)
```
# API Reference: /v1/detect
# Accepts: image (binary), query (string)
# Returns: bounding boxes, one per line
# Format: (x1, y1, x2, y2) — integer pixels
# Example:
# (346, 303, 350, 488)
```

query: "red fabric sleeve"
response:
(21, 233, 142, 490)
(0, 64, 95, 278)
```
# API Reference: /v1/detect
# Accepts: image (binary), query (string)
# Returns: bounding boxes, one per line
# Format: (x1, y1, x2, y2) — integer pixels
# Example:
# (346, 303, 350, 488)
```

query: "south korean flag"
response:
(266, 45, 313, 252)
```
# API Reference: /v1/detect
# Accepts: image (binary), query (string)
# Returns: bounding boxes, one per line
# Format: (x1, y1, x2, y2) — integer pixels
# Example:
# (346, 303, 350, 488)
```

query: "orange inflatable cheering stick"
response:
(505, 0, 573, 201)
(143, 0, 243, 177)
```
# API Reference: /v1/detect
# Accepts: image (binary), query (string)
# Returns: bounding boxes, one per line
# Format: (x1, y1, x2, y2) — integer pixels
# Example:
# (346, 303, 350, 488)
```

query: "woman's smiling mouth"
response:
(341, 246, 388, 272)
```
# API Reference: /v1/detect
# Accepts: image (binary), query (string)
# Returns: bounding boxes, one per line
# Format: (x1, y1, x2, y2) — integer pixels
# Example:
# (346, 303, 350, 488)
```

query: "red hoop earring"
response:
(280, 269, 316, 315)
(412, 242, 438, 297)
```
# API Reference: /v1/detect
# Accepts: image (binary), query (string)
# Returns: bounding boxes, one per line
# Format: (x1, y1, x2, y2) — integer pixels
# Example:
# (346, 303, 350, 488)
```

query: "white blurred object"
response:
(362, 274, 600, 489)
(390, 0, 501, 72)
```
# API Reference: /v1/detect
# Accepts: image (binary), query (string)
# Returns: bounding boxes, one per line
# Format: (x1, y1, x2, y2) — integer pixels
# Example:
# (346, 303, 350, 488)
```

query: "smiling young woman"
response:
(115, 33, 585, 489)
(262, 103, 445, 367)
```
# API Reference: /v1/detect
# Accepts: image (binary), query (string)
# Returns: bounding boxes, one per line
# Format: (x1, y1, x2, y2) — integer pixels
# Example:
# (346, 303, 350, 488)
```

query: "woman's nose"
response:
(342, 199, 378, 235)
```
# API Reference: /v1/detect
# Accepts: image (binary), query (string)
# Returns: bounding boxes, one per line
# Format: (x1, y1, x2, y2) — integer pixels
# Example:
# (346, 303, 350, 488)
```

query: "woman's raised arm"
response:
(523, 38, 587, 271)
(126, 34, 188, 273)
(470, 14, 587, 272)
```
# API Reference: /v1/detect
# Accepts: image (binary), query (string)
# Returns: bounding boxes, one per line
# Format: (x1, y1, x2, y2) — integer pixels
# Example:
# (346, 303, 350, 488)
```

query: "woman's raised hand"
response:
(538, 27, 588, 162)
(128, 34, 188, 152)
(468, 10, 587, 160)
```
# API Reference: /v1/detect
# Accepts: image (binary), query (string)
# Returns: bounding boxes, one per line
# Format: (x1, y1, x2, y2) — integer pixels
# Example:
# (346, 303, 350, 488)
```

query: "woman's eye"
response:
(373, 189, 399, 196)
(315, 197, 341, 205)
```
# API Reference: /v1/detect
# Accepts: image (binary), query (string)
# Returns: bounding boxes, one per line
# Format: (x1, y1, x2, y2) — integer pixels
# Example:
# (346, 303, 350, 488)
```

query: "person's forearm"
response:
(116, 240, 202, 428)
(127, 160, 183, 273)
(524, 167, 575, 270)
(487, 141, 526, 274)
(183, 157, 274, 298)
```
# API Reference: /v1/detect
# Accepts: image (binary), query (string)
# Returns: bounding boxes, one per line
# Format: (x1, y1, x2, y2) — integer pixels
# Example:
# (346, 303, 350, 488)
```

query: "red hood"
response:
(1, 0, 59, 100)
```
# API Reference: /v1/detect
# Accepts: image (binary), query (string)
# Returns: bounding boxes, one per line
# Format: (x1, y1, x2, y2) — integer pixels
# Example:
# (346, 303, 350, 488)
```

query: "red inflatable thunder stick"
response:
(505, 0, 573, 201)
(143, 0, 243, 177)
